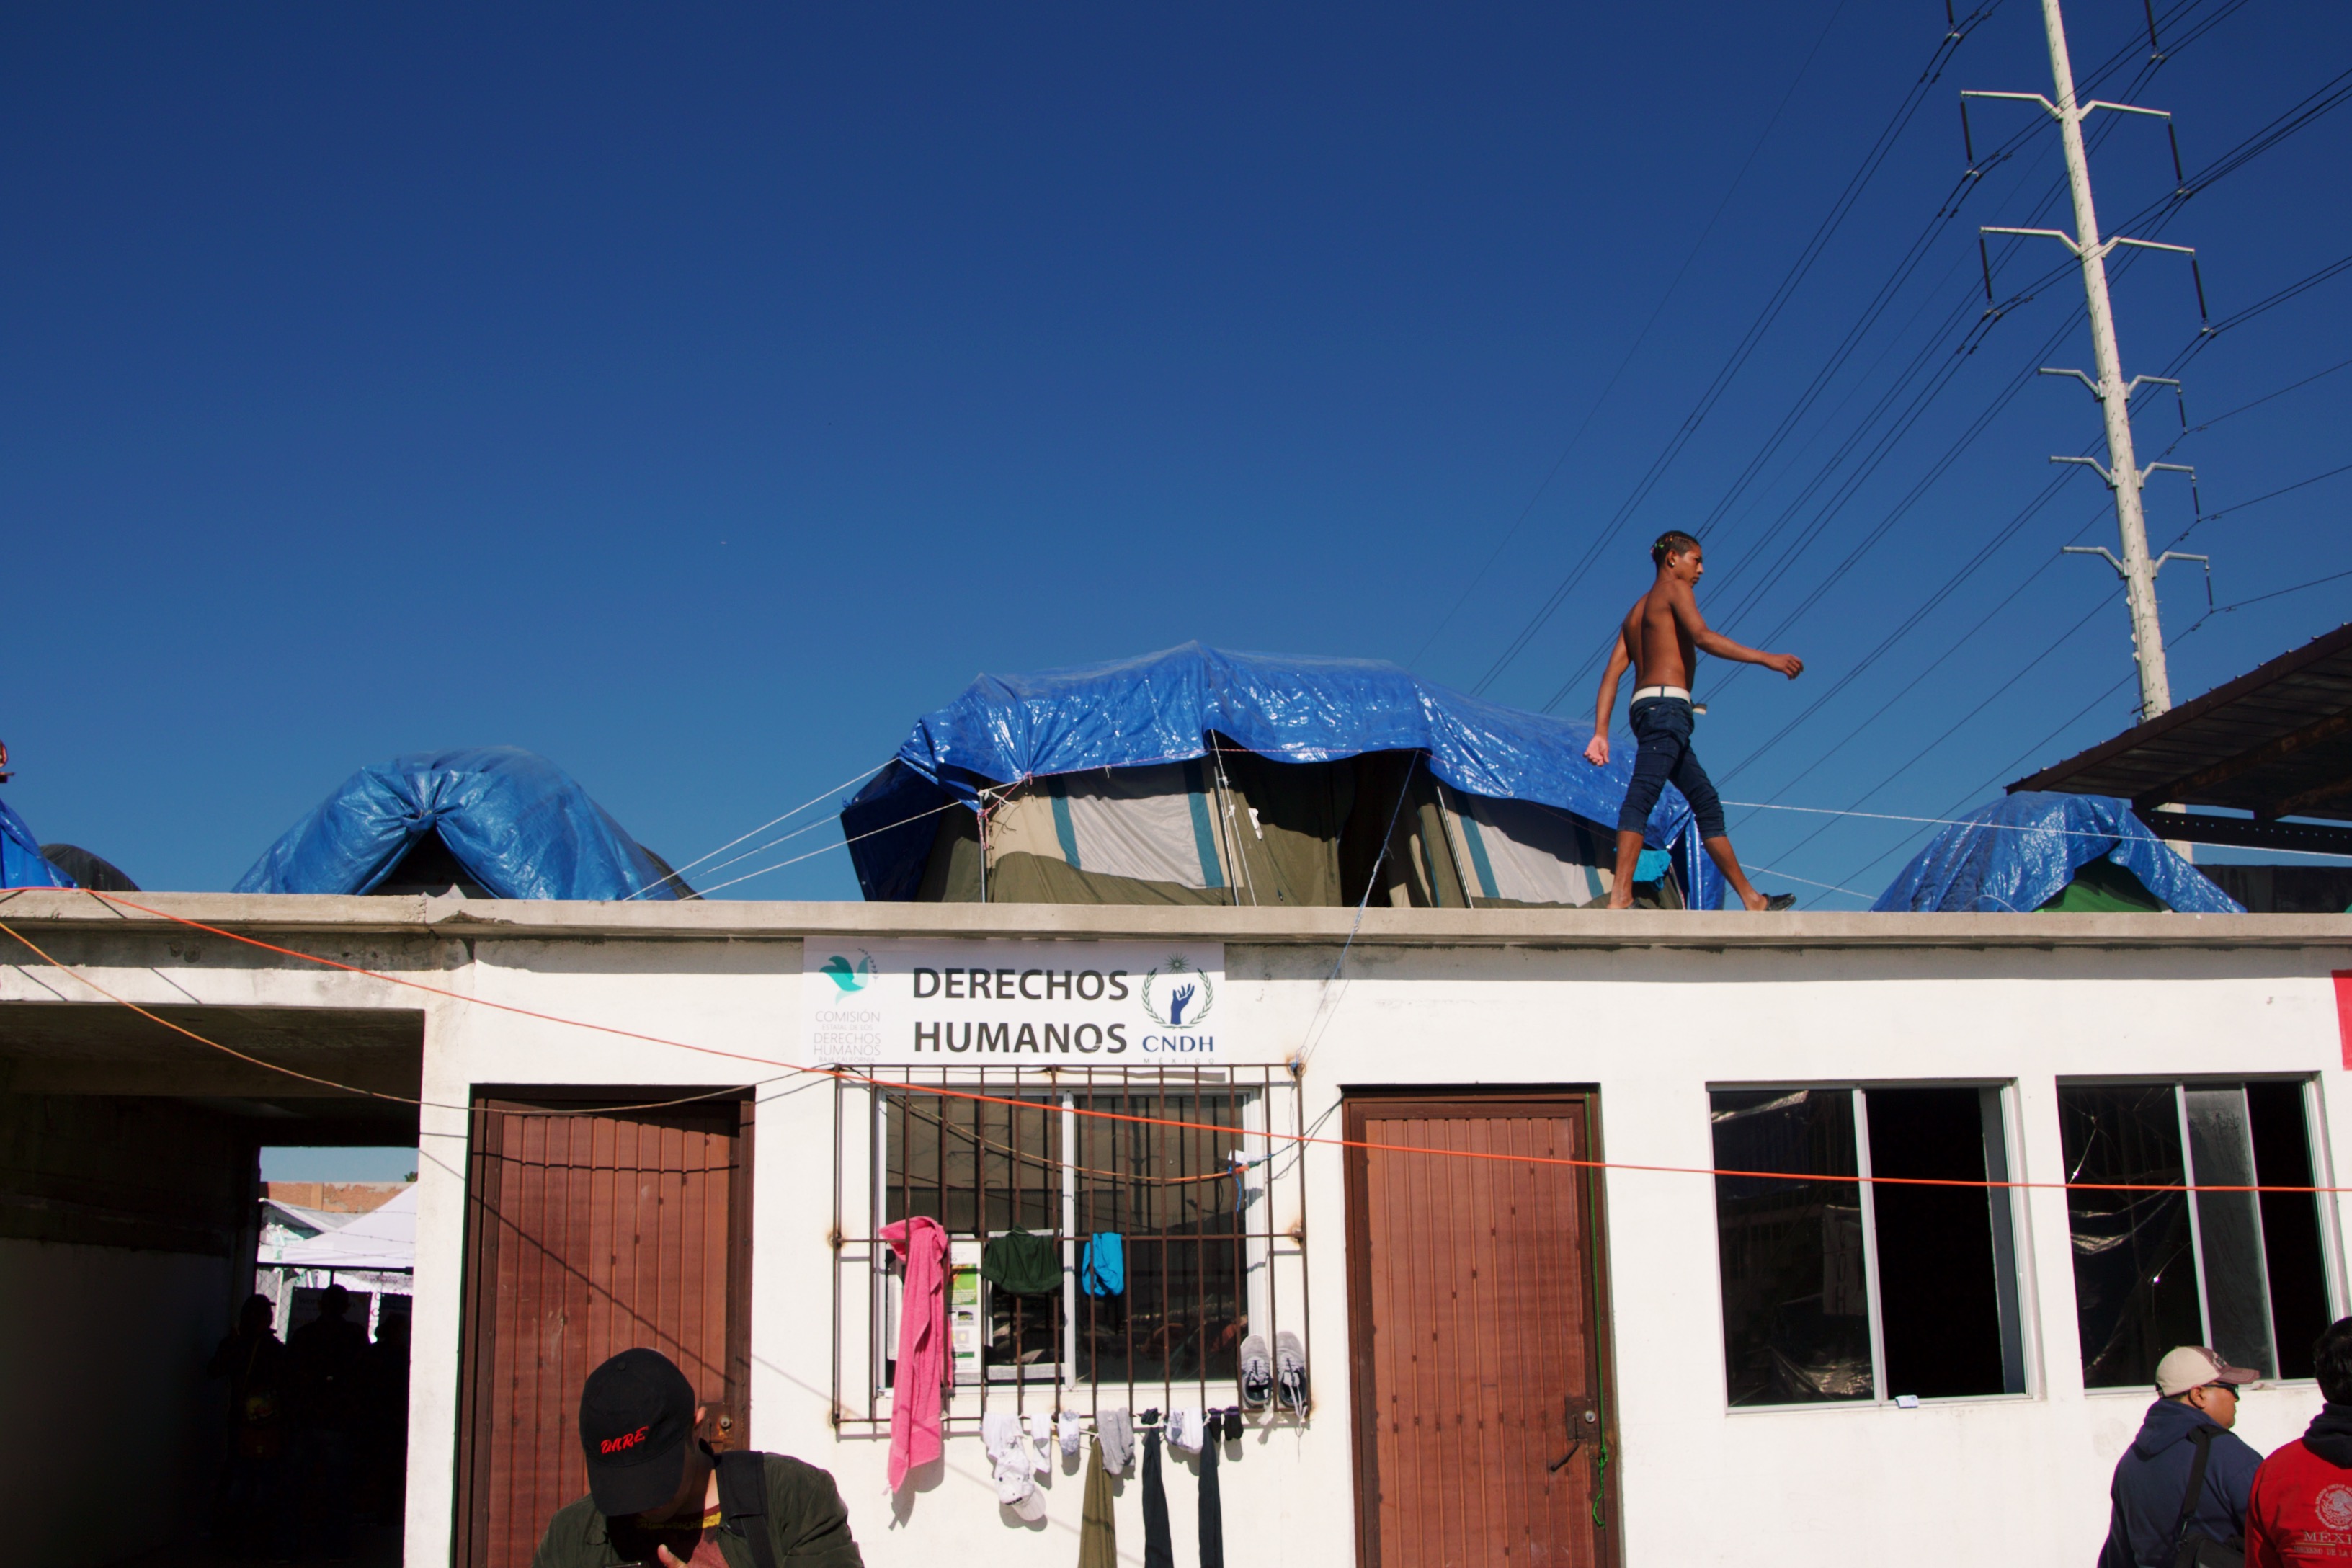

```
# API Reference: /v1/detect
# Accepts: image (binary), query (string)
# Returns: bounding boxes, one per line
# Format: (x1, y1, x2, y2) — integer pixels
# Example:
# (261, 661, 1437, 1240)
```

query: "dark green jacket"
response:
(530, 1453, 864, 1568)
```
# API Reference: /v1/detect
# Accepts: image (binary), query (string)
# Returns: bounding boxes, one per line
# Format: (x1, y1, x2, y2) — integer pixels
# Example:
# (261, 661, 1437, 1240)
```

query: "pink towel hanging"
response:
(880, 1216, 948, 1489)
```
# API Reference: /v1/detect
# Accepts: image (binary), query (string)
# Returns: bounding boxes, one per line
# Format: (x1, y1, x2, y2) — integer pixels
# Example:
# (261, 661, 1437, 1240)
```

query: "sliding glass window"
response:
(2059, 1079, 2335, 1386)
(1711, 1085, 2028, 1407)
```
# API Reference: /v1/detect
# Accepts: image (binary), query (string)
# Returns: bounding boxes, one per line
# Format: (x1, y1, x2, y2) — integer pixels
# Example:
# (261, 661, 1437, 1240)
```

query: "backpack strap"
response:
(716, 1450, 781, 1568)
(2172, 1425, 2219, 1558)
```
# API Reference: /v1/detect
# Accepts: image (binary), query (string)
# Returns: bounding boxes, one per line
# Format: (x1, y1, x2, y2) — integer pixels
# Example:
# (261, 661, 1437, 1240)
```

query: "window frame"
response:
(2055, 1072, 2343, 1389)
(833, 1063, 1307, 1434)
(1708, 1077, 2035, 1414)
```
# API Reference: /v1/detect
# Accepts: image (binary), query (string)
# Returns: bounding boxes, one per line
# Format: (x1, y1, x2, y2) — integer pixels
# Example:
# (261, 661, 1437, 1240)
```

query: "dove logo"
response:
(821, 952, 879, 994)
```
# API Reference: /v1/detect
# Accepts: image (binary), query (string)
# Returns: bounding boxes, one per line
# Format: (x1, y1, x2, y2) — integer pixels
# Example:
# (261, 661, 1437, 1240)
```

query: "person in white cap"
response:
(2098, 1345, 2263, 1568)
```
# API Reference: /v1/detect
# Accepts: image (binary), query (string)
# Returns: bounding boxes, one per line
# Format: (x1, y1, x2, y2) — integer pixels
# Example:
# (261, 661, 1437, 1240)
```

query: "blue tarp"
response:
(845, 642, 1725, 906)
(1, 796, 73, 890)
(1871, 792, 2242, 914)
(236, 747, 680, 901)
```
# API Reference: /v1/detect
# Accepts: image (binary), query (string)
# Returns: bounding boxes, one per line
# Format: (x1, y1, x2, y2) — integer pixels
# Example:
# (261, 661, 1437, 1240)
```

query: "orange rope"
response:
(0, 916, 760, 1119)
(2, 886, 2342, 1196)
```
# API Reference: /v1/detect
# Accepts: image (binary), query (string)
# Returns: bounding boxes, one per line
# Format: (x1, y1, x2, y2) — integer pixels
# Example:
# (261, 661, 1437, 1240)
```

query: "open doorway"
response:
(205, 1144, 423, 1568)
(0, 1001, 423, 1567)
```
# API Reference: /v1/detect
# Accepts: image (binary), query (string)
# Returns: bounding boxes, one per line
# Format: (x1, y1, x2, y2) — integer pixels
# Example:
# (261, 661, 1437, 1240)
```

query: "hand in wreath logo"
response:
(1141, 956, 1215, 1027)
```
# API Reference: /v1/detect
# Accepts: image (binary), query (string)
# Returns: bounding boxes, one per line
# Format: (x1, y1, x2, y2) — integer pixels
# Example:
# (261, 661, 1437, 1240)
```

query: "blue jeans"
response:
(1616, 698, 1727, 839)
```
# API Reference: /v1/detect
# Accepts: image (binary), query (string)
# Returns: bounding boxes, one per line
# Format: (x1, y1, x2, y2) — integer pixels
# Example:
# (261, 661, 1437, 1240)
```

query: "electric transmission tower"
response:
(1966, 0, 2206, 721)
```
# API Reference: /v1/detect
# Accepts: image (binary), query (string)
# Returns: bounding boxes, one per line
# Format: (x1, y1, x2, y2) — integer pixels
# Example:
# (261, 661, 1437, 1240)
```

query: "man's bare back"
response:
(1620, 576, 1699, 692)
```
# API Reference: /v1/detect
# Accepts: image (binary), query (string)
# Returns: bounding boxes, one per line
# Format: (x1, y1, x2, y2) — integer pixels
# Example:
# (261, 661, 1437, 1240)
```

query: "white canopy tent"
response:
(269, 1185, 416, 1272)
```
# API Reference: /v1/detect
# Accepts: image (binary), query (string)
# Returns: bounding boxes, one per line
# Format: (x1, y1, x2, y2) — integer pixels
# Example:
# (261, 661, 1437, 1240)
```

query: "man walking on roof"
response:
(1585, 531, 1803, 912)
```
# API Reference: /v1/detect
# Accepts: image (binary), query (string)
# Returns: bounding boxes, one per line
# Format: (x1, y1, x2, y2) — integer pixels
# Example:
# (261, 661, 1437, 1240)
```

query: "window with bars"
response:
(833, 1065, 1309, 1427)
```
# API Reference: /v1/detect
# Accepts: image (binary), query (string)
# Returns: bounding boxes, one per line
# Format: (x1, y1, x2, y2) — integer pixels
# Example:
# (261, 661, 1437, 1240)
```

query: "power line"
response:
(1718, 249, 2352, 785)
(1534, 18, 2214, 713)
(1815, 664, 2138, 904)
(1506, 0, 2240, 715)
(2173, 347, 2352, 433)
(2167, 460, 2352, 546)
(1716, 475, 2103, 789)
(1748, 587, 2117, 874)
(1654, 66, 2352, 767)
(1802, 556, 2352, 904)
(1407, 0, 1856, 671)
(1464, 4, 2004, 699)
(1593, 39, 2348, 894)
(2191, 562, 2352, 618)
(1667, 4, 2188, 566)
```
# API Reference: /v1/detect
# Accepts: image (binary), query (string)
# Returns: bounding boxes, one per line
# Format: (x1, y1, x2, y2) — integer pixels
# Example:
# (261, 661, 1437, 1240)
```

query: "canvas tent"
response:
(1871, 792, 2242, 914)
(844, 643, 1724, 909)
(236, 747, 690, 901)
(269, 1185, 418, 1273)
(39, 844, 138, 891)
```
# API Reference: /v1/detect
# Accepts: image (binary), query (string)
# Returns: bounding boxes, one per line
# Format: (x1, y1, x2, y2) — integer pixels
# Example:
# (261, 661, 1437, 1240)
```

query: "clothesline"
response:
(5, 889, 2346, 1198)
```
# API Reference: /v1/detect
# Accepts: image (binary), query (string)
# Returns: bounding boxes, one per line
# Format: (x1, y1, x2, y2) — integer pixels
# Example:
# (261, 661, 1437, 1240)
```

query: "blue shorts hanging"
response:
(1081, 1233, 1126, 1296)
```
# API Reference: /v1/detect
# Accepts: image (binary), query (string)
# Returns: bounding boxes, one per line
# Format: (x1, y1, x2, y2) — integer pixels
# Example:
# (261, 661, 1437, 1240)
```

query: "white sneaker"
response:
(1275, 1330, 1308, 1414)
(1239, 1335, 1273, 1409)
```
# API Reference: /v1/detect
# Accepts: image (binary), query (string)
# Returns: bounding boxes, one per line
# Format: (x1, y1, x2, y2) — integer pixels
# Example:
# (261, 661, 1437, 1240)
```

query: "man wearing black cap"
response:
(532, 1348, 863, 1568)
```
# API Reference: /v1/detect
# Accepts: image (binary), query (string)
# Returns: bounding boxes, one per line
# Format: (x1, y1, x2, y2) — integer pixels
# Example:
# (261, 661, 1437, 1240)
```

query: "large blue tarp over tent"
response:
(236, 747, 680, 901)
(845, 642, 1725, 906)
(1872, 792, 2242, 914)
(0, 796, 72, 891)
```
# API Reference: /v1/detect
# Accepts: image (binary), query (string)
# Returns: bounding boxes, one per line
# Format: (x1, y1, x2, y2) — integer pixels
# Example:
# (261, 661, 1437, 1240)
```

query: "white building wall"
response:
(8, 899, 2345, 1567)
(398, 930, 2349, 1567)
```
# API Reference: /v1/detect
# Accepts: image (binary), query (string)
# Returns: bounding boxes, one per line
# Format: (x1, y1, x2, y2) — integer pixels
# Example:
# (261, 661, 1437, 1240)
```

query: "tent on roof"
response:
(1, 797, 74, 891)
(236, 747, 689, 901)
(1871, 793, 2242, 914)
(843, 642, 1725, 909)
(40, 844, 138, 891)
(269, 1187, 416, 1273)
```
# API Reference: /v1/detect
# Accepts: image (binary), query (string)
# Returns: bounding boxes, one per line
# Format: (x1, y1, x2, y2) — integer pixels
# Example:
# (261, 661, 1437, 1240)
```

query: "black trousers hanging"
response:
(1198, 1432, 1224, 1568)
(1142, 1429, 1173, 1568)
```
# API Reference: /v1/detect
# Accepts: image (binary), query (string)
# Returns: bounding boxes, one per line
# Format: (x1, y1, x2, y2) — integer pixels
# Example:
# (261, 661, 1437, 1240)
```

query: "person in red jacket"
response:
(2248, 1317, 2352, 1565)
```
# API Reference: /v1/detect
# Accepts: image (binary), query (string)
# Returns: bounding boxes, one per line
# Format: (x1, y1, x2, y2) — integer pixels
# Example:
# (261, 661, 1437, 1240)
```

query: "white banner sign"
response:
(802, 939, 1234, 1066)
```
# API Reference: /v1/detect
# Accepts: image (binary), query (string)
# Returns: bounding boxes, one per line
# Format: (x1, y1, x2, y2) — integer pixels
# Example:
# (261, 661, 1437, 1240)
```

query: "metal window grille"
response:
(829, 1064, 1309, 1431)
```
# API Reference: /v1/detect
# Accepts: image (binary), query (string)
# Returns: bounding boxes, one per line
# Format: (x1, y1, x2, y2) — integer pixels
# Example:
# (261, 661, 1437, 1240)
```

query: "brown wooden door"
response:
(1345, 1093, 1611, 1568)
(455, 1096, 753, 1568)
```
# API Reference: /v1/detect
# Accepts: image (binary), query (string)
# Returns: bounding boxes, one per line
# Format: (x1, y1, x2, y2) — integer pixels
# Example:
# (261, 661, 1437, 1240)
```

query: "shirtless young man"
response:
(1583, 531, 1803, 911)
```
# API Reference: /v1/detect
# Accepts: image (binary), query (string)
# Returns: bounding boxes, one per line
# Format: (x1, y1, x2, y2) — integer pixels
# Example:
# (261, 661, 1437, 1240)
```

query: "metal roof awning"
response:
(2010, 622, 2352, 856)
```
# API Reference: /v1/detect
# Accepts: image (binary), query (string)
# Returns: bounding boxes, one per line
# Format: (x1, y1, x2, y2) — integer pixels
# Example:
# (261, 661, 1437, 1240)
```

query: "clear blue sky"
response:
(6, 1, 2346, 906)
(262, 1145, 416, 1183)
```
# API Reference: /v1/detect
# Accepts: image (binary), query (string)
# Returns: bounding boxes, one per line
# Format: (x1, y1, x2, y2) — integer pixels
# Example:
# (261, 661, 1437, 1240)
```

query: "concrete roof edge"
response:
(2, 890, 2347, 950)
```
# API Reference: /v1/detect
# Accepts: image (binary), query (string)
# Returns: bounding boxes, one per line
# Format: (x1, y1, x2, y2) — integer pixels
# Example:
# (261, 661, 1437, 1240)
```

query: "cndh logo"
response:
(1141, 956, 1214, 1028)
(820, 951, 879, 994)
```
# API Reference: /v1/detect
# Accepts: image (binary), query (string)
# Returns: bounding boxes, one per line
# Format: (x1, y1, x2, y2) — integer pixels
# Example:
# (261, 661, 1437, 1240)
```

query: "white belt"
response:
(1631, 685, 1691, 703)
